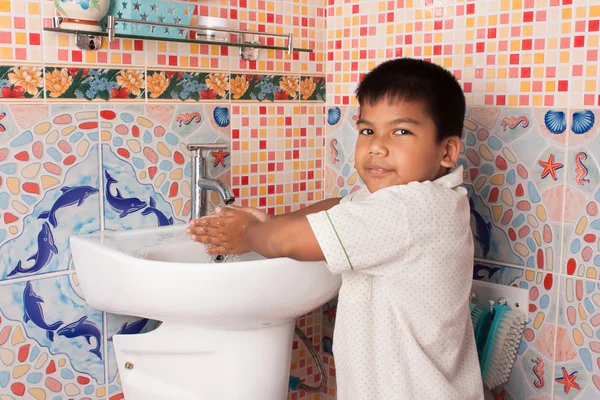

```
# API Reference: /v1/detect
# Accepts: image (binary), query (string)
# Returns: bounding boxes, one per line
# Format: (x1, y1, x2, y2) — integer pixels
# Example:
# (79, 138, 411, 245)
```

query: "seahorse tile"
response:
(0, 277, 105, 386)
(461, 107, 563, 270)
(562, 110, 600, 279)
(0, 105, 101, 279)
(554, 276, 600, 399)
(473, 264, 556, 399)
(324, 106, 361, 198)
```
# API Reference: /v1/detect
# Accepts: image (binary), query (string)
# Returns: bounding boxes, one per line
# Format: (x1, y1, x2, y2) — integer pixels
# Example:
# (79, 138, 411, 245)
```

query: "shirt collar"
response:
(433, 165, 464, 189)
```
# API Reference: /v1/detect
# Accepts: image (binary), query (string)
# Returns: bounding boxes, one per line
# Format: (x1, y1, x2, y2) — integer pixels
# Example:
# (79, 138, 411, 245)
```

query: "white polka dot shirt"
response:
(307, 167, 483, 400)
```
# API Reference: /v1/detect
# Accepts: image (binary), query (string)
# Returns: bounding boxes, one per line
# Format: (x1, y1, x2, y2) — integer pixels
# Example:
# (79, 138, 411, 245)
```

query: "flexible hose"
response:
(294, 325, 328, 393)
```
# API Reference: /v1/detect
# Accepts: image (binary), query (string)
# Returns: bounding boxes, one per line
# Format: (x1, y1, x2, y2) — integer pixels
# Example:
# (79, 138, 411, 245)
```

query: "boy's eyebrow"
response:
(356, 117, 422, 126)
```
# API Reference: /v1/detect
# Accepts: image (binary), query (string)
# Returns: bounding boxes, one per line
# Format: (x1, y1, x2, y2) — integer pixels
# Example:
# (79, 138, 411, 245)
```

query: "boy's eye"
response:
(393, 129, 412, 136)
(359, 128, 374, 135)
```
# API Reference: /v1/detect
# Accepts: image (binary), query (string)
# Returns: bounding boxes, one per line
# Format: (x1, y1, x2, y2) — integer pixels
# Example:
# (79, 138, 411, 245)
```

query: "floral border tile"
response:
(299, 76, 326, 102)
(0, 66, 44, 100)
(146, 70, 229, 101)
(230, 74, 298, 102)
(44, 67, 146, 101)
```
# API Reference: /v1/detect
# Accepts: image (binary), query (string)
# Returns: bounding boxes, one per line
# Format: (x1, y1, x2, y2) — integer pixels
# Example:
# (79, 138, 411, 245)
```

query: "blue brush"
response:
(480, 302, 526, 389)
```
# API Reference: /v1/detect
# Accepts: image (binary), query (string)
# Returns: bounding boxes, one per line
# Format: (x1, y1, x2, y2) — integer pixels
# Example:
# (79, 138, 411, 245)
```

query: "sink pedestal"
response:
(114, 320, 296, 400)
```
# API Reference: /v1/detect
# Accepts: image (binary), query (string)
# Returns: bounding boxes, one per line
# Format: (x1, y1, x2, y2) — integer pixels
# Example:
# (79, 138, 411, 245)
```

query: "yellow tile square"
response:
(576, 6, 587, 19)
(582, 66, 596, 78)
(520, 81, 531, 92)
(28, 2, 39, 15)
(14, 32, 26, 45)
(122, 40, 132, 51)
(585, 80, 596, 91)
(0, 46, 11, 60)
(508, 96, 518, 106)
(545, 81, 556, 92)
(0, 16, 10, 29)
(560, 52, 570, 63)
(498, 68, 507, 79)
(85, 51, 96, 63)
(592, 6, 600, 17)
(562, 8, 572, 19)
(0, 0, 10, 13)
(110, 53, 120, 65)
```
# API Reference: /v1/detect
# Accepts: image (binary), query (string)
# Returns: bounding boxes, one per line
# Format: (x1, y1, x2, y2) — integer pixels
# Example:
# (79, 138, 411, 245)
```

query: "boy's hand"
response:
(187, 206, 264, 255)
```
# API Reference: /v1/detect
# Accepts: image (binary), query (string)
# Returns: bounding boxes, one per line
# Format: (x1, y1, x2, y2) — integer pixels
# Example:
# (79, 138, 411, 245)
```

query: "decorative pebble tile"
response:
(460, 107, 564, 270)
(101, 104, 231, 232)
(0, 310, 103, 398)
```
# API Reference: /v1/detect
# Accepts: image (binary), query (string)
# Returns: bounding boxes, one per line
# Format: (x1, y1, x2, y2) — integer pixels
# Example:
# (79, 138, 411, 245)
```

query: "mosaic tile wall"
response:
(323, 1, 600, 399)
(0, 0, 327, 399)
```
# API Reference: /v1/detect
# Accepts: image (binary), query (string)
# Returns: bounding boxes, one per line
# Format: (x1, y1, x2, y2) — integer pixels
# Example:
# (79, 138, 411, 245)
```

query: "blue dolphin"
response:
(58, 316, 102, 360)
(38, 185, 99, 228)
(8, 222, 58, 277)
(104, 170, 147, 218)
(108, 318, 150, 341)
(469, 197, 492, 257)
(142, 197, 174, 226)
(23, 281, 63, 341)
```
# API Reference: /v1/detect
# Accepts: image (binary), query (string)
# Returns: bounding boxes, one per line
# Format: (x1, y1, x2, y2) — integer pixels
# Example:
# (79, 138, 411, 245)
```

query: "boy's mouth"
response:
(364, 164, 392, 176)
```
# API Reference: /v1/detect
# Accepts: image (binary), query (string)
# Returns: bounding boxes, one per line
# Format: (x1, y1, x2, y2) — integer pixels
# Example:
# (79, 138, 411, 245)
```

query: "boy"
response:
(188, 58, 483, 399)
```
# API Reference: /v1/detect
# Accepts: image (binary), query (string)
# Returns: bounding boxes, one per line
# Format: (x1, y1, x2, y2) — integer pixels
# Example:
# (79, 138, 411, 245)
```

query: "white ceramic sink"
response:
(70, 224, 340, 400)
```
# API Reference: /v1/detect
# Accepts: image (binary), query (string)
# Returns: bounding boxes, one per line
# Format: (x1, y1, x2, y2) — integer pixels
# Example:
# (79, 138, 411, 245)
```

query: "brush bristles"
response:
(483, 310, 526, 389)
(471, 307, 484, 330)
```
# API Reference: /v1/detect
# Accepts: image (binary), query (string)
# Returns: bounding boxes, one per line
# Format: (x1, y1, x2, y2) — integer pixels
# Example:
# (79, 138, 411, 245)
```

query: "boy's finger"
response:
(206, 246, 228, 255)
(190, 234, 210, 243)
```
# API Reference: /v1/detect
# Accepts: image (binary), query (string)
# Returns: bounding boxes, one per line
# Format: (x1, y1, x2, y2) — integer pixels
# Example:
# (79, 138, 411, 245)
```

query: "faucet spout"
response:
(198, 178, 235, 205)
(187, 143, 236, 221)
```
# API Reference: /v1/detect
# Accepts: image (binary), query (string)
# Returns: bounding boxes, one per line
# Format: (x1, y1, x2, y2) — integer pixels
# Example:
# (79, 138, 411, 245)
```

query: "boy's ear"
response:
(440, 136, 461, 168)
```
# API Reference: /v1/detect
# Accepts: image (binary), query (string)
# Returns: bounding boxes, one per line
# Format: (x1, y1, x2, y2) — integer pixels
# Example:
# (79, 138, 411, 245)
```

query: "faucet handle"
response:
(186, 143, 228, 153)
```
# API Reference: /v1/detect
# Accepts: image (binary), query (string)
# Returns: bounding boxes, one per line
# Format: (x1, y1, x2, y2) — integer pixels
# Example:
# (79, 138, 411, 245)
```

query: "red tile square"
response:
(29, 33, 40, 45)
(71, 50, 82, 62)
(15, 48, 26, 60)
(13, 17, 25, 29)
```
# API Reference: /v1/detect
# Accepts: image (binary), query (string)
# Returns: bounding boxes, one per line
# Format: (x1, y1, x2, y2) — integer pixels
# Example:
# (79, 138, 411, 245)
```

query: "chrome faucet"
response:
(187, 143, 235, 220)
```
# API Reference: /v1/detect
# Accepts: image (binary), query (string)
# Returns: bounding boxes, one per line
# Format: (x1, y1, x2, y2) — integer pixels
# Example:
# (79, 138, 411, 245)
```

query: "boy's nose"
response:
(368, 137, 389, 156)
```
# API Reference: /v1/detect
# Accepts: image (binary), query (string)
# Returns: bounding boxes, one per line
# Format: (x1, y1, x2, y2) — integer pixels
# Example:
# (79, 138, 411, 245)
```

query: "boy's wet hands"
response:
(186, 206, 260, 255)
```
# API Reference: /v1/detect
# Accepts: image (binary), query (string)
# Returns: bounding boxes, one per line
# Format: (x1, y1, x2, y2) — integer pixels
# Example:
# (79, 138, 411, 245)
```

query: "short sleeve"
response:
(306, 187, 410, 274)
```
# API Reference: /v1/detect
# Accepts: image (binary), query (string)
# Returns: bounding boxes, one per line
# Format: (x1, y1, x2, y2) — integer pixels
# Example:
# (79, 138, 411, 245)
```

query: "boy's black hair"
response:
(355, 58, 466, 142)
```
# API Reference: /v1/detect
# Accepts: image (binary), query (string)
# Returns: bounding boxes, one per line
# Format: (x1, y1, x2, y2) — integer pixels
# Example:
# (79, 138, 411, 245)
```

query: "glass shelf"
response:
(43, 27, 313, 53)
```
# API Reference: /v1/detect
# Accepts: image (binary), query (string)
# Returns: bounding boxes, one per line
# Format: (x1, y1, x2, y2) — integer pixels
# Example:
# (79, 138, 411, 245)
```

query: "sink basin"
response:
(70, 224, 341, 400)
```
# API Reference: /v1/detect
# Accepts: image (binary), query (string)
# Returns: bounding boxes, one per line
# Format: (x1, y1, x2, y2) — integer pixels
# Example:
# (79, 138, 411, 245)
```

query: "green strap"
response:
(325, 211, 353, 270)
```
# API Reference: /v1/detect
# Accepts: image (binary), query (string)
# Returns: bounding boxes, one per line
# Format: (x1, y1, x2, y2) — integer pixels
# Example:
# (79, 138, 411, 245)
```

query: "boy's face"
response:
(354, 99, 453, 193)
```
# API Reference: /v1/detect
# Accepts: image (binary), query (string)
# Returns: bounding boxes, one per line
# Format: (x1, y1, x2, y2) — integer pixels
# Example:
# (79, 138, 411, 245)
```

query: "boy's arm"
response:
(243, 214, 325, 261)
(264, 197, 342, 220)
